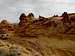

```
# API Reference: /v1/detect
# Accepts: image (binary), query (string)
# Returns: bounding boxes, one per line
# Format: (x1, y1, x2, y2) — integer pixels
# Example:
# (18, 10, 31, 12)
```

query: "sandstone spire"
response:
(61, 12, 70, 24)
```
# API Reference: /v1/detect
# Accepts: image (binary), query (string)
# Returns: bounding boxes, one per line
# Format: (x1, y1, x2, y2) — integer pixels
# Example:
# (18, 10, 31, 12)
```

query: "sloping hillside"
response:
(0, 12, 75, 56)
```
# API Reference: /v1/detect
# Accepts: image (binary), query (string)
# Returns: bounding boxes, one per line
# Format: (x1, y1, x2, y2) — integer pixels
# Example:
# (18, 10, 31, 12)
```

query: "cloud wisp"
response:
(0, 0, 75, 23)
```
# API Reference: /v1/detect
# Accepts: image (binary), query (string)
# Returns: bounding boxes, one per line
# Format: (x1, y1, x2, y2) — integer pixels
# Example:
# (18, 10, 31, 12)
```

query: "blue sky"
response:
(0, 0, 75, 23)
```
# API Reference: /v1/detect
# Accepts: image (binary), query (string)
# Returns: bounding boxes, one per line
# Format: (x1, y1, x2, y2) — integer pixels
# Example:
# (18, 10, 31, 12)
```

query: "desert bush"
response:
(8, 47, 21, 56)
(0, 47, 21, 56)
(0, 48, 8, 56)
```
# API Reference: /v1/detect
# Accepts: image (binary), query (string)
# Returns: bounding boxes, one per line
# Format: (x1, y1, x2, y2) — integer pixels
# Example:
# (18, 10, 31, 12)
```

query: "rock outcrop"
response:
(0, 12, 75, 56)
(0, 20, 15, 32)
(61, 12, 75, 33)
(17, 12, 75, 37)
(61, 12, 70, 24)
(0, 20, 15, 40)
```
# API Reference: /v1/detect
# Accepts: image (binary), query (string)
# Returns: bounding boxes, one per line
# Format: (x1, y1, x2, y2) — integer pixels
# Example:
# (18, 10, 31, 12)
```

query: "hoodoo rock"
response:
(27, 13, 35, 21)
(19, 13, 28, 27)
(28, 13, 34, 17)
(61, 12, 70, 24)
(19, 13, 35, 27)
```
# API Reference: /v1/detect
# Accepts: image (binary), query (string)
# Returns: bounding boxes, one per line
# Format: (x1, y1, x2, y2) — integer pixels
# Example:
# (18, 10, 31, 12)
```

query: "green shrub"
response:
(0, 47, 21, 56)
(0, 48, 8, 56)
(9, 47, 20, 56)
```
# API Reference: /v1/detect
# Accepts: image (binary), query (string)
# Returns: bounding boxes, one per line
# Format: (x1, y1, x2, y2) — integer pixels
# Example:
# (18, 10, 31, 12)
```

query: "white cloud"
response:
(0, 0, 75, 23)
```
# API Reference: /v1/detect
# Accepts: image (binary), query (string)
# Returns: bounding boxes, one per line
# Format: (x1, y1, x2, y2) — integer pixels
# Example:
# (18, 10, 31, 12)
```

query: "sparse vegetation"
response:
(0, 47, 21, 56)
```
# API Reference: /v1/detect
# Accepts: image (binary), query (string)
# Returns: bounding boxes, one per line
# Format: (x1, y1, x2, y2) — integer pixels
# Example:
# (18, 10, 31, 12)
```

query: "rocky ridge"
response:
(0, 12, 75, 56)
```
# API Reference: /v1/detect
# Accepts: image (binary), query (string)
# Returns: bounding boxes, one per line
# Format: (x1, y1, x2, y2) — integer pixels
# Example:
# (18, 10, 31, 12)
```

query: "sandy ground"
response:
(1, 34, 74, 56)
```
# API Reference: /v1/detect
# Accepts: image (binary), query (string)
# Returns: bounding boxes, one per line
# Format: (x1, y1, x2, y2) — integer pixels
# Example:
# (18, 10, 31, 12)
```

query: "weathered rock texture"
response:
(17, 12, 75, 37)
(0, 12, 75, 56)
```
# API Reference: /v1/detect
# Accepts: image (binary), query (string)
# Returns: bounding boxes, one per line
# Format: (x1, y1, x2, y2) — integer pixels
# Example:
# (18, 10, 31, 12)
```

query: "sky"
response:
(0, 0, 75, 23)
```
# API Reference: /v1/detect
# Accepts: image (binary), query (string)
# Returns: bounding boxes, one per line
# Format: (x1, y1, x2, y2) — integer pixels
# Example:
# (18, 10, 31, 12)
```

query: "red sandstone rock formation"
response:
(18, 12, 75, 37)
(19, 13, 35, 27)
(0, 20, 15, 33)
(61, 12, 70, 24)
